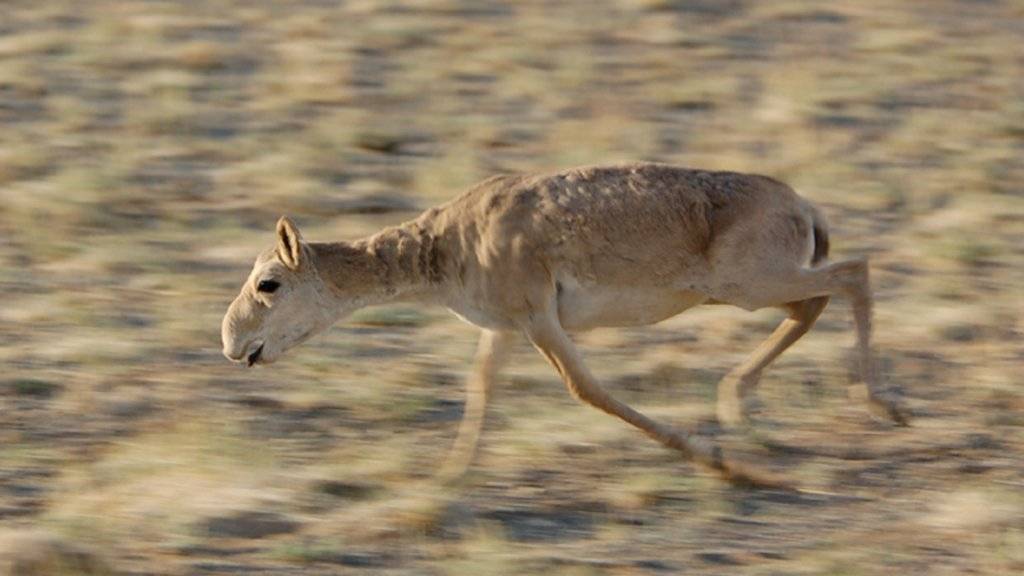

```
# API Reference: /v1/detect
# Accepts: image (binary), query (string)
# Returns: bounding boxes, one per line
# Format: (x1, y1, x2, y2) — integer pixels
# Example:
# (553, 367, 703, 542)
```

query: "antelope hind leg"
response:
(717, 296, 829, 428)
(717, 259, 908, 426)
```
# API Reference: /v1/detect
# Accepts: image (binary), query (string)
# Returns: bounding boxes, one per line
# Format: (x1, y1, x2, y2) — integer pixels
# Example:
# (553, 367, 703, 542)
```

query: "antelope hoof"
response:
(868, 395, 911, 427)
(851, 384, 910, 426)
(718, 375, 760, 429)
(716, 399, 748, 429)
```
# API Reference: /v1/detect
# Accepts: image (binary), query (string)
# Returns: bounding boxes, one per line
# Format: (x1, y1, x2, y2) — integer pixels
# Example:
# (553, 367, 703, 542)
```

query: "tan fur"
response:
(222, 162, 908, 486)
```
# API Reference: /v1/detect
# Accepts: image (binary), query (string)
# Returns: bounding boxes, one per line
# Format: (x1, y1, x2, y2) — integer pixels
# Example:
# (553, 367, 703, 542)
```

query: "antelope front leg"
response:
(524, 309, 789, 488)
(524, 308, 729, 474)
(436, 329, 513, 482)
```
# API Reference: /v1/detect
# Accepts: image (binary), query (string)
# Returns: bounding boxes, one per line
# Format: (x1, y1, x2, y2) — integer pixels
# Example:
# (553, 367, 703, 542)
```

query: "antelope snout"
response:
(221, 305, 246, 363)
(221, 329, 248, 362)
(221, 326, 253, 363)
(222, 343, 245, 363)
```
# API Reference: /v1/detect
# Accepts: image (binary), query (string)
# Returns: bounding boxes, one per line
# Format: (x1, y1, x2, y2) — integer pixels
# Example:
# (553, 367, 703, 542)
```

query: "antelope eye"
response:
(257, 279, 280, 293)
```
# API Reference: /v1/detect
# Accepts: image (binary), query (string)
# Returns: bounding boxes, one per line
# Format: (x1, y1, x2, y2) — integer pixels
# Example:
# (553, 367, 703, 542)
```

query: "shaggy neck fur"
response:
(310, 222, 443, 308)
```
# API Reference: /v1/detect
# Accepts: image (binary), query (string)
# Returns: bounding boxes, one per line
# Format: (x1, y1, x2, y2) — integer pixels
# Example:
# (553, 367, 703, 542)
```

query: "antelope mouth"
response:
(247, 344, 264, 367)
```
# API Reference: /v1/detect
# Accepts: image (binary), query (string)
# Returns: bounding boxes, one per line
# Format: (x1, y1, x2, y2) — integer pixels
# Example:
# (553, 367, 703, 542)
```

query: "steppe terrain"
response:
(1, 0, 1022, 574)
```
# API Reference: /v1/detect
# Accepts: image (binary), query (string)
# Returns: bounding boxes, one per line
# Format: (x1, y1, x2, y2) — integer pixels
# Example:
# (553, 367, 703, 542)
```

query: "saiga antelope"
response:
(221, 163, 907, 485)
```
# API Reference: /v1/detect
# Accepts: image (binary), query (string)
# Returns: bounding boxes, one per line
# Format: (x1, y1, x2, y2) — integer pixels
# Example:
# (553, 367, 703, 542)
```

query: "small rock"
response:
(189, 561, 278, 573)
(105, 398, 157, 420)
(634, 558, 676, 571)
(414, 398, 463, 423)
(938, 323, 980, 342)
(201, 511, 301, 539)
(6, 379, 62, 399)
(957, 460, 994, 474)
(314, 480, 377, 500)
(696, 551, 743, 565)
(558, 442, 599, 456)
(353, 132, 405, 154)
(332, 552, 391, 568)
(964, 433, 1002, 450)
(176, 544, 262, 557)
(478, 508, 594, 542)
(330, 193, 418, 215)
(231, 394, 286, 411)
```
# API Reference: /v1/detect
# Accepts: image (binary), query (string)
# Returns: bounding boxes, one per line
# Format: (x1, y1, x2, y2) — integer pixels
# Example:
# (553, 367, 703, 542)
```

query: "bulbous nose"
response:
(222, 336, 247, 362)
(222, 345, 245, 363)
(221, 299, 246, 362)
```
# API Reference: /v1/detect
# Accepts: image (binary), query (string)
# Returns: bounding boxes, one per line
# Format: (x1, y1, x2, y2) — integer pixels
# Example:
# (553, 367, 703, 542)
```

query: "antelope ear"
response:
(276, 216, 304, 269)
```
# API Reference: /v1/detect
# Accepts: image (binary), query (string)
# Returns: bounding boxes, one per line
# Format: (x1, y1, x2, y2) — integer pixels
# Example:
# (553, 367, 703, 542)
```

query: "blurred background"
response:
(1, 0, 1022, 574)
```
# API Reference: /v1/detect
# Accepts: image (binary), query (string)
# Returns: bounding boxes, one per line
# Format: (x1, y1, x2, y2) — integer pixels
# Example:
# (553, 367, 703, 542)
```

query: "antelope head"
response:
(221, 217, 341, 366)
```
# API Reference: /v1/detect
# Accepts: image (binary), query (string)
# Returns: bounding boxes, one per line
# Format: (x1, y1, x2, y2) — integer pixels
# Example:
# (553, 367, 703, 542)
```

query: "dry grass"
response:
(1, 0, 1022, 574)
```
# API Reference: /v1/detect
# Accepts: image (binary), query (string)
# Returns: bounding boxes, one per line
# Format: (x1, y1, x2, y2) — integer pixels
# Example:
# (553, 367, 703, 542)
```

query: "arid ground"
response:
(1, 1, 1022, 574)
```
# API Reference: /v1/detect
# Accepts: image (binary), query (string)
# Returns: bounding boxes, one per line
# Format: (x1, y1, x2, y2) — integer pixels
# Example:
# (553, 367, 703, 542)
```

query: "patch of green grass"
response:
(366, 386, 458, 427)
(273, 539, 347, 564)
(412, 142, 484, 204)
(0, 149, 51, 186)
(440, 527, 521, 576)
(931, 235, 1001, 268)
(8, 378, 63, 398)
(989, 527, 1024, 570)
